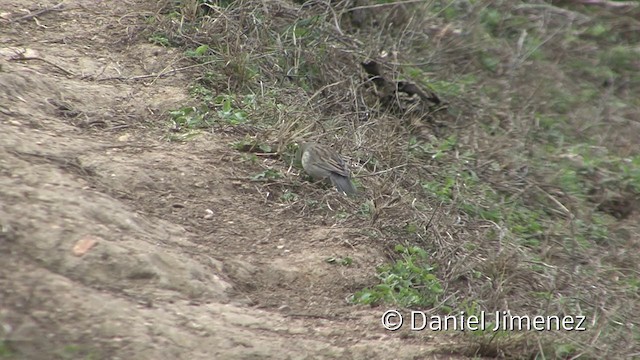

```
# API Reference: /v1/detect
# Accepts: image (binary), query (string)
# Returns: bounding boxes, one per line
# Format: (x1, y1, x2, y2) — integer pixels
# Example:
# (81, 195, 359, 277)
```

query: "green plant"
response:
(480, 8, 502, 35)
(280, 190, 299, 202)
(232, 138, 272, 153)
(251, 169, 283, 181)
(422, 177, 455, 202)
(478, 52, 500, 73)
(148, 34, 170, 47)
(168, 93, 255, 131)
(326, 256, 353, 266)
(185, 45, 215, 61)
(620, 155, 640, 193)
(169, 106, 211, 129)
(409, 135, 457, 160)
(189, 84, 214, 103)
(357, 201, 374, 218)
(215, 95, 247, 125)
(427, 76, 477, 97)
(351, 245, 443, 307)
(0, 340, 14, 357)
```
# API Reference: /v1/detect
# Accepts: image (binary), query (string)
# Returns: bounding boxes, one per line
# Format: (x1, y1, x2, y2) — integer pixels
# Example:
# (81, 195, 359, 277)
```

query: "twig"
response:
(346, 0, 428, 12)
(306, 80, 344, 106)
(9, 53, 75, 77)
(424, 200, 442, 232)
(359, 164, 407, 177)
(96, 60, 217, 82)
(106, 124, 131, 131)
(577, 0, 638, 8)
(286, 313, 357, 320)
(514, 3, 591, 23)
(533, 183, 574, 219)
(10, 2, 65, 23)
(91, 143, 158, 151)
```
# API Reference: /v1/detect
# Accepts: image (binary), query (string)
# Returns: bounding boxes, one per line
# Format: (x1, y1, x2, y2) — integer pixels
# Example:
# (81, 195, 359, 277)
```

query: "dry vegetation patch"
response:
(148, 0, 640, 357)
(1, 0, 640, 358)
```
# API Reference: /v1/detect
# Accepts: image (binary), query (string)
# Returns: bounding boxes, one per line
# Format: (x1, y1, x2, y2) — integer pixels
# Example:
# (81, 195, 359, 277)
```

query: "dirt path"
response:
(0, 1, 466, 358)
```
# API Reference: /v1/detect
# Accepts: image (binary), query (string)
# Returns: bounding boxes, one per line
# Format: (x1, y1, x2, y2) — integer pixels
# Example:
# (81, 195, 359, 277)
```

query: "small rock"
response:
(72, 235, 99, 256)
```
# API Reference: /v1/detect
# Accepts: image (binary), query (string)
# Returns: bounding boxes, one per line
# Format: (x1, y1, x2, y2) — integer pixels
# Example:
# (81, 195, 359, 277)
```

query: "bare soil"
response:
(0, 1, 468, 359)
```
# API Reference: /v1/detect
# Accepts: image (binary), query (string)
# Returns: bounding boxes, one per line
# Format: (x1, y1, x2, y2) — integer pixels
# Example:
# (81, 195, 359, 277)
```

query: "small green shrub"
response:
(351, 245, 443, 307)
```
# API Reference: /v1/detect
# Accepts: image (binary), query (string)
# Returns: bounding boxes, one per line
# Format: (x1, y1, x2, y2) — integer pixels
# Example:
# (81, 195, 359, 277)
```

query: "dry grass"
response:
(146, 0, 640, 358)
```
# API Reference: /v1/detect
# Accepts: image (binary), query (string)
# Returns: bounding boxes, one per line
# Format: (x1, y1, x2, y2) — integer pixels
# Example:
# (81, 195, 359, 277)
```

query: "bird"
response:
(297, 142, 357, 196)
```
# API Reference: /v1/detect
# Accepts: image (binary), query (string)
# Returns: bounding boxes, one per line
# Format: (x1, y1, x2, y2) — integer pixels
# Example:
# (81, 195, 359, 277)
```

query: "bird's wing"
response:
(316, 152, 350, 178)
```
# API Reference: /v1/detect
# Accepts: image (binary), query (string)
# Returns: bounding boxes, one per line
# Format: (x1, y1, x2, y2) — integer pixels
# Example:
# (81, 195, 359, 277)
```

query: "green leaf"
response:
(195, 44, 209, 56)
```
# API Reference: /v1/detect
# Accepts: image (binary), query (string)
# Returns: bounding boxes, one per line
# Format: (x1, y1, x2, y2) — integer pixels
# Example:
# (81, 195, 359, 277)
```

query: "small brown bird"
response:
(297, 142, 357, 195)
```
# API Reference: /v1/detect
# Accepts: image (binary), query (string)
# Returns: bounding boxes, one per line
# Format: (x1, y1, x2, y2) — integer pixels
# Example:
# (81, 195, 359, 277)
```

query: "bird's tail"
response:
(331, 175, 357, 196)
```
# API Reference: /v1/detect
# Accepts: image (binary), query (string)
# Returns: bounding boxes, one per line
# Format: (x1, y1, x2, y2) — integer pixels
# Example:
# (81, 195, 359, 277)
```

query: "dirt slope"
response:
(0, 1, 465, 359)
